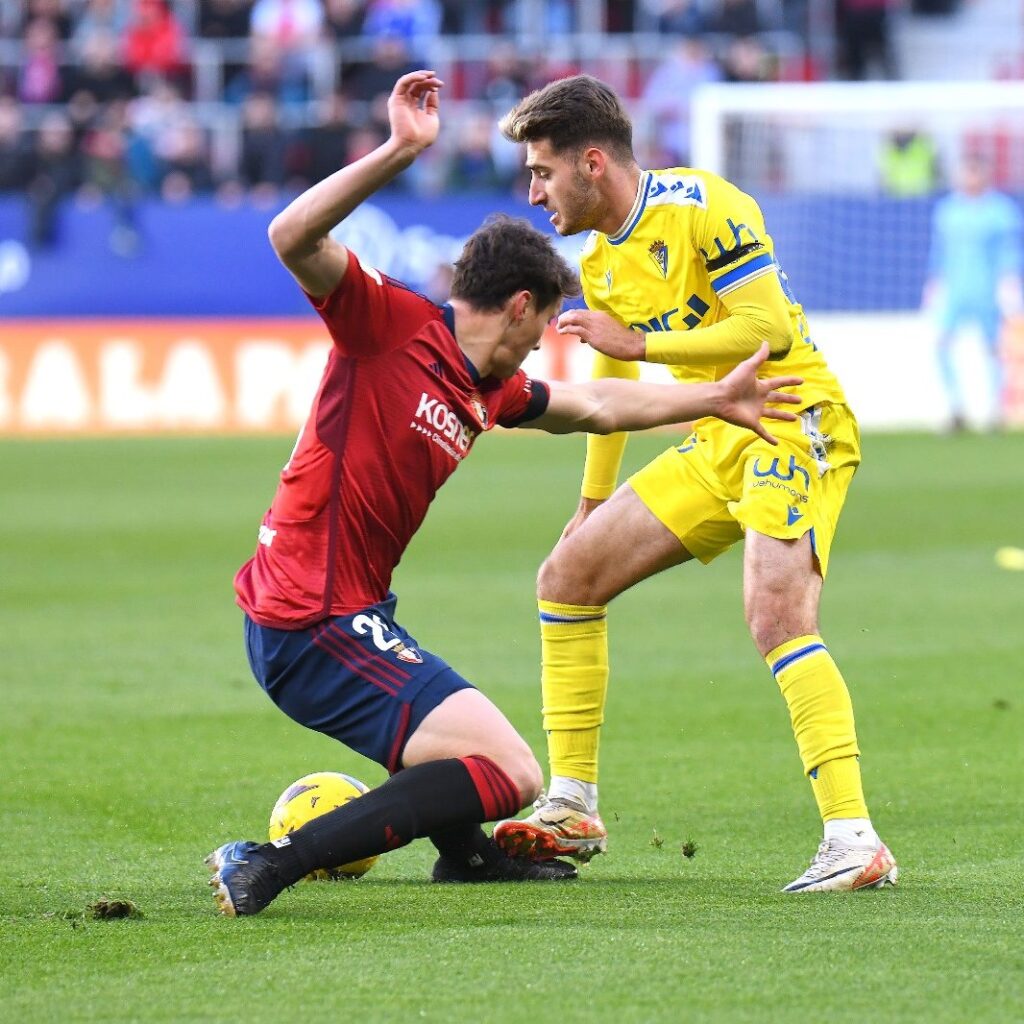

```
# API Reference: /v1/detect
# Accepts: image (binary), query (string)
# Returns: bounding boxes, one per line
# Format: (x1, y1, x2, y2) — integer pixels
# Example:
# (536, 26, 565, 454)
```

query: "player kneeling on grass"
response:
(205, 71, 802, 916)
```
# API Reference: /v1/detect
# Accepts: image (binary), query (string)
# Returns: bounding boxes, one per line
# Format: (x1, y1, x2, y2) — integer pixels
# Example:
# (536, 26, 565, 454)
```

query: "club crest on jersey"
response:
(648, 239, 669, 278)
(470, 394, 488, 428)
(393, 642, 424, 665)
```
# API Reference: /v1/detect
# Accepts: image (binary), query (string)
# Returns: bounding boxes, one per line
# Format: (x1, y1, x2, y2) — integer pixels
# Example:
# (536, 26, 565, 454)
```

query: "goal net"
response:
(689, 82, 1024, 429)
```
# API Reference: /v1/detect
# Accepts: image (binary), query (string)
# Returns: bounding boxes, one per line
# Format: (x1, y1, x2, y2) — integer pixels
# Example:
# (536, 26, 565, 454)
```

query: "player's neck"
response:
(595, 163, 644, 236)
(448, 299, 502, 378)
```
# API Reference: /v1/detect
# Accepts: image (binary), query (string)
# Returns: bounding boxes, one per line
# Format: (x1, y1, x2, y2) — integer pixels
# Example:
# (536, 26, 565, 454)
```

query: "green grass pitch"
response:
(2, 431, 1022, 1023)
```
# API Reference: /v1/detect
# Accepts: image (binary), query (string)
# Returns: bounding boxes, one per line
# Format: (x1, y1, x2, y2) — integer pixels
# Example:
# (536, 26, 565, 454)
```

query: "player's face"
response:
(526, 140, 599, 236)
(959, 162, 988, 196)
(491, 298, 560, 378)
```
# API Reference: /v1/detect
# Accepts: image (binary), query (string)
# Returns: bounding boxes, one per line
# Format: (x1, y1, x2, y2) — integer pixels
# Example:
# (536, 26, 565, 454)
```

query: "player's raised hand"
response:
(387, 70, 444, 154)
(714, 343, 803, 444)
(557, 309, 645, 360)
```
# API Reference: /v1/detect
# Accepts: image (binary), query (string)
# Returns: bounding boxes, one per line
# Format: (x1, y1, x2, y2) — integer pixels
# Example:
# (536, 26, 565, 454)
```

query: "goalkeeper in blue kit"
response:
(925, 155, 1023, 431)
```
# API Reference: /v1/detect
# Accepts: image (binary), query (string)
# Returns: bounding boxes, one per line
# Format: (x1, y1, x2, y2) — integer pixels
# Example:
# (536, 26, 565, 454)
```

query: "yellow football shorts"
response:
(628, 403, 861, 577)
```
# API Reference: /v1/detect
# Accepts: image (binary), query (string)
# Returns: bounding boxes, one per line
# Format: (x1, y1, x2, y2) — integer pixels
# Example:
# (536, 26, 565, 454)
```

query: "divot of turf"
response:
(88, 899, 143, 920)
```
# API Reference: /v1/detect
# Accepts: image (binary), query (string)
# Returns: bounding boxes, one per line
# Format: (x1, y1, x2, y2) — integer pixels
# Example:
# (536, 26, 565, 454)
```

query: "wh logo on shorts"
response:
(752, 455, 810, 489)
(352, 613, 424, 664)
(751, 455, 811, 505)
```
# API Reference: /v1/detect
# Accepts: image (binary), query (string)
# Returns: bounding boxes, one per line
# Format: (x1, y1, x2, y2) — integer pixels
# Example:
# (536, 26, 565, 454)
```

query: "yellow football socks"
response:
(538, 599, 608, 784)
(766, 634, 869, 821)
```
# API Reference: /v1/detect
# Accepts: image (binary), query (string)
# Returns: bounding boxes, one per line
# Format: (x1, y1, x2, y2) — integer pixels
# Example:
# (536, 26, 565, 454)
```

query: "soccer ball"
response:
(268, 771, 379, 880)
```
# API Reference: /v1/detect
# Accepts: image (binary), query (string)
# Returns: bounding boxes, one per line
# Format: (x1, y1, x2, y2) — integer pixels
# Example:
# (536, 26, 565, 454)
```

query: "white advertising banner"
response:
(1, 315, 1021, 435)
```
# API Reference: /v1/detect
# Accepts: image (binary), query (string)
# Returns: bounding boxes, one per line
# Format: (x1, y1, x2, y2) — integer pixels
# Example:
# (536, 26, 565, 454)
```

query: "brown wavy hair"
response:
(450, 214, 580, 311)
(500, 75, 635, 164)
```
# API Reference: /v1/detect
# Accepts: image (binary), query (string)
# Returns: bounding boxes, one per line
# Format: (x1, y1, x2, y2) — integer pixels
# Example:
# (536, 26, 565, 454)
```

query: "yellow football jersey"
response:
(579, 167, 846, 408)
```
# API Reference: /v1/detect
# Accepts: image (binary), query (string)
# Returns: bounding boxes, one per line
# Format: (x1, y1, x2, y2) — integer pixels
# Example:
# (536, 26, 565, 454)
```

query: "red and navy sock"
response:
(260, 756, 522, 885)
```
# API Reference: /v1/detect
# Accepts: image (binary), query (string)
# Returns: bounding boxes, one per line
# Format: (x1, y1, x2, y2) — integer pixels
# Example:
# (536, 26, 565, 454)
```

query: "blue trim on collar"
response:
(440, 302, 456, 336)
(462, 353, 481, 384)
(440, 302, 481, 383)
(609, 171, 651, 247)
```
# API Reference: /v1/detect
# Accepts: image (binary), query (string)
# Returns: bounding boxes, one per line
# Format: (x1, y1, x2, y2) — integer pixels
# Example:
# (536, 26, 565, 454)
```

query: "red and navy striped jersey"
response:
(235, 249, 549, 628)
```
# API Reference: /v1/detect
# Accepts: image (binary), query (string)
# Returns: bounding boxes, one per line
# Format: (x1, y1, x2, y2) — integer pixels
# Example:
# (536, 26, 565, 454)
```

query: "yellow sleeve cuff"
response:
(580, 351, 640, 499)
(644, 319, 766, 366)
(582, 431, 628, 499)
(646, 271, 793, 366)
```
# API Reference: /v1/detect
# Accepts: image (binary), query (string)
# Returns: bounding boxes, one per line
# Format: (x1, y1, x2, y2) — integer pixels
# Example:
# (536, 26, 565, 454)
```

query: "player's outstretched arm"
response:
(527, 343, 802, 443)
(267, 70, 443, 297)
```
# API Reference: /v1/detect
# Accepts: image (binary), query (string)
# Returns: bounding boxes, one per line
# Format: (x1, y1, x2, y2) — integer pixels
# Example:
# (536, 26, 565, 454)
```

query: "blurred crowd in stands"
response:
(0, 0, 972, 248)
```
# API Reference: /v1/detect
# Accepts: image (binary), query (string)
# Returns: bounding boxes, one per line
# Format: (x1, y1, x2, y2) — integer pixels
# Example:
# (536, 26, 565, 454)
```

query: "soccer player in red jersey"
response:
(206, 71, 802, 915)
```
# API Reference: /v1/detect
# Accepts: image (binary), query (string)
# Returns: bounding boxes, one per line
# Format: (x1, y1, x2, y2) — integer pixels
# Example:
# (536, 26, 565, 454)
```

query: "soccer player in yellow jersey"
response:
(493, 75, 898, 892)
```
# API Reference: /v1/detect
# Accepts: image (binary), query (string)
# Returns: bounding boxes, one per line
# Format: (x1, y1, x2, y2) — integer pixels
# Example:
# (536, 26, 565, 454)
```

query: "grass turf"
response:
(2, 431, 1022, 1023)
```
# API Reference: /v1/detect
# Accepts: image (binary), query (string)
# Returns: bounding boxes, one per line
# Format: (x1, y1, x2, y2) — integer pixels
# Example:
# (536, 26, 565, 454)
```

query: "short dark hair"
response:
(450, 214, 580, 311)
(499, 75, 635, 164)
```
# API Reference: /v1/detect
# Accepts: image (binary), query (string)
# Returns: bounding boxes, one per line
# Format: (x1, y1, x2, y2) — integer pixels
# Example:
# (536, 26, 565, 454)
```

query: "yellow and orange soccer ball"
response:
(268, 771, 378, 880)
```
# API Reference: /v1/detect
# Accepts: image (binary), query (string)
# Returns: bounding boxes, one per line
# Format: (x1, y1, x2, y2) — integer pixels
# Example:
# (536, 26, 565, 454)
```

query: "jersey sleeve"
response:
(495, 372, 551, 428)
(306, 248, 435, 358)
(642, 180, 792, 366)
(580, 348, 640, 500)
(577, 264, 638, 499)
(692, 184, 777, 300)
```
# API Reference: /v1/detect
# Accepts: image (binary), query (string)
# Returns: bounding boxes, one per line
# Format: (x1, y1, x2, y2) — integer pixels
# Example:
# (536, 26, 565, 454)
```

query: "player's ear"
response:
(583, 147, 607, 180)
(509, 289, 531, 326)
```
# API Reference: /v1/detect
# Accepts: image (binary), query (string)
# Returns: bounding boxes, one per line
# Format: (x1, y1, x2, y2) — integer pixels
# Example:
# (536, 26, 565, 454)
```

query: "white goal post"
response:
(691, 81, 1024, 185)
(687, 81, 1024, 430)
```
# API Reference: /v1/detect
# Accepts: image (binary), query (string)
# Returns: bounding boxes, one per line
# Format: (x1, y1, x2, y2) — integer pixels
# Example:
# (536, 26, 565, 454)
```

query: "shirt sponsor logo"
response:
(630, 295, 709, 334)
(411, 391, 477, 462)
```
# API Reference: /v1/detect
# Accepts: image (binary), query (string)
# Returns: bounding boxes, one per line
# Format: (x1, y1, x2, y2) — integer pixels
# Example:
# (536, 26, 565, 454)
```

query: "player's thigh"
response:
(739, 407, 859, 649)
(629, 431, 747, 567)
(743, 529, 822, 651)
(732, 405, 859, 578)
(244, 603, 474, 774)
(538, 482, 695, 606)
(402, 687, 540, 802)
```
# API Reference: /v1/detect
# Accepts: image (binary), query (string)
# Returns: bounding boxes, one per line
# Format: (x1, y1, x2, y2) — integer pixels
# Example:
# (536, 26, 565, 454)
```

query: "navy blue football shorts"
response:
(244, 593, 475, 772)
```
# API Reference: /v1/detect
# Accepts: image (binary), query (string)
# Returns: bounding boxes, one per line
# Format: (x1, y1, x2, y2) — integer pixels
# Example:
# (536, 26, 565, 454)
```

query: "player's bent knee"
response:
(746, 603, 816, 657)
(537, 548, 597, 605)
(495, 747, 543, 808)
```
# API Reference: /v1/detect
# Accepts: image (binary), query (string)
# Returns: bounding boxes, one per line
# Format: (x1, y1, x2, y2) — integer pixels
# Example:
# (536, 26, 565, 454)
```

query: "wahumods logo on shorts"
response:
(751, 455, 810, 502)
